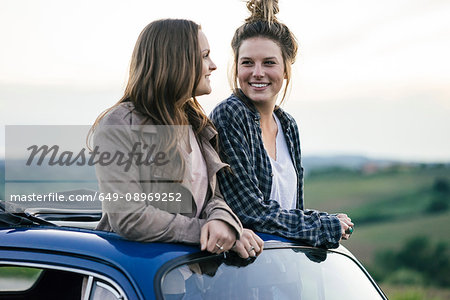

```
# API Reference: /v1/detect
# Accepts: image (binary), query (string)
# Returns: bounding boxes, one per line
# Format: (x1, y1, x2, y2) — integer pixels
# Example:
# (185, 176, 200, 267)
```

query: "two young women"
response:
(93, 0, 353, 253)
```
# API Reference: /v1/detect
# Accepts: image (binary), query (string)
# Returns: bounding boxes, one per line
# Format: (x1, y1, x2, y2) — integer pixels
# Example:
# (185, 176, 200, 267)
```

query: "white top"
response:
(268, 114, 298, 210)
(188, 127, 208, 217)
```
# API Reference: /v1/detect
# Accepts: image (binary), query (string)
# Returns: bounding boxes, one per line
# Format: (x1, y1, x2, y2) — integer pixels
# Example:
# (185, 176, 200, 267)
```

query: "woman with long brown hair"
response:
(211, 0, 354, 248)
(91, 19, 263, 258)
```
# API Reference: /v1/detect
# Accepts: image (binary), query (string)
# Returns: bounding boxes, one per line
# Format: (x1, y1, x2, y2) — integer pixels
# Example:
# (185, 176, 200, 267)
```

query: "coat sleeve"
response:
(94, 113, 206, 244)
(201, 178, 243, 239)
(211, 107, 342, 249)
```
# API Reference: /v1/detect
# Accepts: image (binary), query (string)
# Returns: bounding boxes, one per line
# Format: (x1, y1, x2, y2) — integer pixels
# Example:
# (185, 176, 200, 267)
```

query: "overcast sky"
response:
(1, 0, 449, 162)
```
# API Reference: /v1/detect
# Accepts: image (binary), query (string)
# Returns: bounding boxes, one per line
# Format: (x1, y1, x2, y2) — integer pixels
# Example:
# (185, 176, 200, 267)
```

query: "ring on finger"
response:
(215, 243, 224, 251)
(247, 246, 255, 253)
(345, 227, 354, 234)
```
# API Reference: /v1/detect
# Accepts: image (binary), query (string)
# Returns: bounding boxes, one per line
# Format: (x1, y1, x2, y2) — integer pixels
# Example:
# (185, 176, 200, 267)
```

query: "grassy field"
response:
(305, 165, 450, 299)
(305, 166, 449, 215)
(305, 166, 450, 259)
(343, 211, 450, 263)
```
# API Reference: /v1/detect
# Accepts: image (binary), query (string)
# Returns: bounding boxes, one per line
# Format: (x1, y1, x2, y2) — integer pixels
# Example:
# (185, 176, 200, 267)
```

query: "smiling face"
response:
(195, 30, 217, 97)
(237, 37, 285, 107)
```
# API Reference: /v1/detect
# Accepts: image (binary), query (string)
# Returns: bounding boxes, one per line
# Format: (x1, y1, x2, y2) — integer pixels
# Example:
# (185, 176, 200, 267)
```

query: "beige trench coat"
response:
(94, 102, 242, 244)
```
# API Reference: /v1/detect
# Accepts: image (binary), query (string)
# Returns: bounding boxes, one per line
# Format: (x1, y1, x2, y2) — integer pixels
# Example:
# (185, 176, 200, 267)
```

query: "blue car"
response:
(0, 204, 387, 299)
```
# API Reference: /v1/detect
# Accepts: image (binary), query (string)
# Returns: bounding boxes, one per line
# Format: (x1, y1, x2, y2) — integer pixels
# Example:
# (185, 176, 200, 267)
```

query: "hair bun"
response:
(245, 0, 279, 24)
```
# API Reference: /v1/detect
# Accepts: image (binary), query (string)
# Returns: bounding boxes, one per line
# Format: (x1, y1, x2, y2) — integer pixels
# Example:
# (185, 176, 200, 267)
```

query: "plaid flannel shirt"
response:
(210, 91, 342, 248)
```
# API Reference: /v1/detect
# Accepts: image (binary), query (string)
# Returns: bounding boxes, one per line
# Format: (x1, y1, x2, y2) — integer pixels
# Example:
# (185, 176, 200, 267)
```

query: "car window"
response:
(160, 248, 383, 300)
(0, 266, 43, 292)
(89, 280, 122, 300)
(0, 264, 126, 300)
(0, 264, 84, 299)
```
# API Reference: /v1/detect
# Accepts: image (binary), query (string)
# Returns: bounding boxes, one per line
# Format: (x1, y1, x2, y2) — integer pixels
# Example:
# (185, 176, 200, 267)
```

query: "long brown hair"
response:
(231, 0, 298, 104)
(88, 19, 216, 179)
(90, 18, 213, 139)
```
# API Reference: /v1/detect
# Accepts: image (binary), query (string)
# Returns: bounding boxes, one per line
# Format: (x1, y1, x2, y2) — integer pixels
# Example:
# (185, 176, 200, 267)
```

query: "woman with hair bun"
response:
(210, 0, 354, 248)
(91, 19, 263, 258)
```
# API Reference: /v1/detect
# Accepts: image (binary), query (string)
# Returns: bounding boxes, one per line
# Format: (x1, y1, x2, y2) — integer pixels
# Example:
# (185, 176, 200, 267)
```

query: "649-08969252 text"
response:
(8, 192, 183, 202)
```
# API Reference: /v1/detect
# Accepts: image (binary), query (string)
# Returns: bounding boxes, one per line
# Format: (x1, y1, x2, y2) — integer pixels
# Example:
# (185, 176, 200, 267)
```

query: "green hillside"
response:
(305, 165, 450, 258)
(306, 166, 449, 217)
(304, 165, 450, 298)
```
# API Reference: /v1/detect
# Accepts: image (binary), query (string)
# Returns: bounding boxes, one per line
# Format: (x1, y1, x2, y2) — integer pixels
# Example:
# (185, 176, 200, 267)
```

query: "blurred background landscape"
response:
(302, 156, 450, 299)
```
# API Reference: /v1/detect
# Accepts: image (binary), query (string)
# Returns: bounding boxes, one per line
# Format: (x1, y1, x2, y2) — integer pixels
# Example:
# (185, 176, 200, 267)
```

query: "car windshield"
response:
(160, 247, 383, 300)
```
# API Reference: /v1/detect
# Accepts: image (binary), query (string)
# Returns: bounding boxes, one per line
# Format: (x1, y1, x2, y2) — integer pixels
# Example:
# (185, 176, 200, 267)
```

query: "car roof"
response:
(0, 225, 354, 266)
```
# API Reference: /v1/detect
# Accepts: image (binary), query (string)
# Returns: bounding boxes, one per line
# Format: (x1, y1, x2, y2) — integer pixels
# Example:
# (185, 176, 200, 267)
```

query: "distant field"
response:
(305, 166, 450, 212)
(344, 211, 450, 263)
(304, 166, 450, 265)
